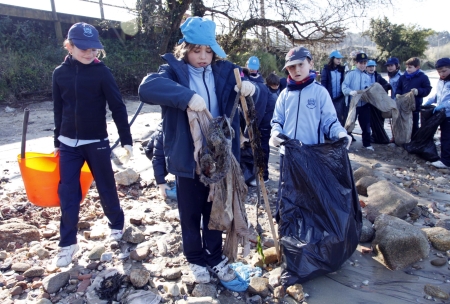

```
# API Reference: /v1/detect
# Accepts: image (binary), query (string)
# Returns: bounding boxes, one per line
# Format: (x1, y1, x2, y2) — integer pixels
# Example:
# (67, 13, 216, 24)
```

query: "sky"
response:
(0, 0, 448, 33)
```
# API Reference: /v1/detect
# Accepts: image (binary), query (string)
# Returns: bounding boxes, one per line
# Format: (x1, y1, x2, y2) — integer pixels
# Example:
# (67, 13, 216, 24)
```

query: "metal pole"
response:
(21, 109, 30, 159)
(49, 0, 63, 43)
(99, 0, 105, 20)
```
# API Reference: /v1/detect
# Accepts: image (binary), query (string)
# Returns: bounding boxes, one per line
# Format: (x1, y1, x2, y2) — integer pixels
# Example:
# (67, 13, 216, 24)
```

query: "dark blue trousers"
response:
(441, 117, 450, 167)
(356, 104, 372, 147)
(176, 174, 223, 267)
(58, 141, 124, 247)
(412, 111, 420, 138)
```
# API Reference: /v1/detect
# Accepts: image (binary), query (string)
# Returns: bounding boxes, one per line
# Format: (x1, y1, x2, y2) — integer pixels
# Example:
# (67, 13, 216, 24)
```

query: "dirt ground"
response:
(1, 85, 450, 303)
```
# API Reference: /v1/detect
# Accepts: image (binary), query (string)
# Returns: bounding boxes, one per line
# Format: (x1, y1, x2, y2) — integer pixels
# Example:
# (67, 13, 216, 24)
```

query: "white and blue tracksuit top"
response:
(426, 78, 450, 117)
(271, 81, 347, 155)
(342, 68, 371, 107)
(188, 64, 220, 118)
(389, 71, 402, 98)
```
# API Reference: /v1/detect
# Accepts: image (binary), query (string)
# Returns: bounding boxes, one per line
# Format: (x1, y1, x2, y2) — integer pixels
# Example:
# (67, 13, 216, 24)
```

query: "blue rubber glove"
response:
(433, 104, 444, 113)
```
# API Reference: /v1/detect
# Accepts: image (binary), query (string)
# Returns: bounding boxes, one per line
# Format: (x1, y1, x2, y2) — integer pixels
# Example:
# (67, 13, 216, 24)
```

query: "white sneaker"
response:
(55, 244, 79, 267)
(189, 263, 211, 283)
(431, 160, 449, 169)
(365, 146, 375, 151)
(109, 228, 124, 242)
(209, 256, 236, 282)
(249, 178, 269, 187)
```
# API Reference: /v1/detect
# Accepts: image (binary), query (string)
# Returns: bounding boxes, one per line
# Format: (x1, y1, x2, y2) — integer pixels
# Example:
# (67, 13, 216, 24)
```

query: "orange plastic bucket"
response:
(17, 152, 93, 207)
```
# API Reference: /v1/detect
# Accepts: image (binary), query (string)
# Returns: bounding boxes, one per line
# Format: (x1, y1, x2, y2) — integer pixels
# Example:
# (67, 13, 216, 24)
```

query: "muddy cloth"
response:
(187, 109, 250, 261)
(345, 82, 397, 133)
(404, 107, 446, 161)
(392, 91, 416, 145)
(278, 138, 362, 286)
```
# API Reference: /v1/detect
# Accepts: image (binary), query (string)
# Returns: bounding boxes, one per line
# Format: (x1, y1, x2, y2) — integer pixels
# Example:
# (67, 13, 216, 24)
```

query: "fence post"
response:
(99, 0, 105, 20)
(49, 0, 63, 43)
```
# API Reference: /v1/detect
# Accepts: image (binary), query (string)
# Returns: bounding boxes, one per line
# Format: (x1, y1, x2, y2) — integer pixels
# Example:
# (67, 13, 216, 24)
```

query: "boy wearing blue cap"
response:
(423, 58, 450, 169)
(321, 50, 347, 128)
(385, 57, 402, 98)
(270, 46, 351, 219)
(396, 57, 432, 137)
(342, 52, 374, 150)
(53, 22, 133, 267)
(138, 17, 255, 285)
(365, 60, 389, 89)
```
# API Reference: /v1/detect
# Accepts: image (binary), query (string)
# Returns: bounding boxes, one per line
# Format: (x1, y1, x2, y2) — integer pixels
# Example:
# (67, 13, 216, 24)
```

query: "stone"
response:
(115, 168, 139, 186)
(430, 258, 447, 267)
(34, 248, 50, 259)
(87, 244, 106, 260)
(36, 299, 52, 304)
(86, 262, 100, 270)
(130, 246, 150, 261)
(163, 282, 180, 297)
(424, 284, 449, 300)
(11, 262, 31, 272)
(356, 176, 378, 196)
(434, 177, 447, 185)
(0, 223, 40, 250)
(100, 252, 113, 262)
(192, 283, 217, 298)
(248, 277, 269, 298)
(268, 267, 282, 287)
(164, 209, 180, 222)
(436, 219, 450, 230)
(162, 268, 182, 280)
(10, 286, 22, 296)
(121, 289, 162, 304)
(77, 279, 91, 293)
(122, 226, 145, 244)
(253, 247, 278, 267)
(246, 294, 262, 304)
(130, 268, 150, 288)
(360, 218, 375, 243)
(77, 221, 91, 230)
(372, 214, 429, 270)
(23, 266, 45, 277)
(353, 166, 376, 182)
(177, 297, 220, 304)
(286, 284, 304, 302)
(130, 217, 143, 226)
(273, 286, 285, 299)
(365, 180, 418, 222)
(0, 251, 7, 260)
(422, 227, 450, 251)
(42, 272, 70, 294)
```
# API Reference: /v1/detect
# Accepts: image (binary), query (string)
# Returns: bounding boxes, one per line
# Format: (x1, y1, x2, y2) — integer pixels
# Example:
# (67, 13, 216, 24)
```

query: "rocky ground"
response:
(0, 98, 449, 304)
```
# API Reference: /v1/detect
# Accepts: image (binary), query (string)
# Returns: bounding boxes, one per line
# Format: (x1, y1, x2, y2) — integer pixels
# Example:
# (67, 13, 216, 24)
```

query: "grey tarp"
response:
(345, 82, 398, 133)
(392, 91, 416, 146)
(187, 109, 250, 261)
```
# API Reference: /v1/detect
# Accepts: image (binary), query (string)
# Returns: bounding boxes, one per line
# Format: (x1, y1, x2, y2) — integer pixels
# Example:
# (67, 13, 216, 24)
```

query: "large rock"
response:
(42, 272, 70, 294)
(356, 176, 378, 196)
(0, 223, 40, 250)
(192, 283, 217, 298)
(353, 166, 376, 182)
(122, 289, 161, 304)
(23, 266, 45, 277)
(122, 226, 145, 244)
(248, 277, 269, 298)
(114, 168, 139, 186)
(372, 214, 429, 270)
(360, 218, 375, 243)
(365, 180, 418, 222)
(422, 227, 450, 251)
(130, 268, 150, 288)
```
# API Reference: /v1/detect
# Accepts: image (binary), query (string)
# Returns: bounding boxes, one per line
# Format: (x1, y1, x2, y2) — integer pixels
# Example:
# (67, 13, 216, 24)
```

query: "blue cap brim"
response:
(72, 39, 103, 50)
(210, 42, 226, 58)
(247, 63, 259, 70)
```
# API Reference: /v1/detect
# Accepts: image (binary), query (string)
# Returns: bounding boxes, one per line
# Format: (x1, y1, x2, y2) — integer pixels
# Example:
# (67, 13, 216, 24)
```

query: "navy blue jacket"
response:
(52, 56, 132, 148)
(144, 122, 167, 185)
(138, 54, 241, 178)
(247, 74, 269, 127)
(320, 64, 345, 100)
(396, 70, 432, 111)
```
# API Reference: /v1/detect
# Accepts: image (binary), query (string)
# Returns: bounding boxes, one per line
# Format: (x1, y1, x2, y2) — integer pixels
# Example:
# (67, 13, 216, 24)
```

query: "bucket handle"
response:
(21, 108, 30, 159)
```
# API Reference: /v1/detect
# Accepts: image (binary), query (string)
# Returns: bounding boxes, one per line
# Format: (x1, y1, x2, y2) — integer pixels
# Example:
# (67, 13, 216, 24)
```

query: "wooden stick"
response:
(233, 68, 281, 263)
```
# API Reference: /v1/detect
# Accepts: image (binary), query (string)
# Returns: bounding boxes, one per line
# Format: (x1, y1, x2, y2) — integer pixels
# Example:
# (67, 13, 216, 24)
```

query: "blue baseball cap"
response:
(367, 60, 376, 67)
(178, 17, 226, 58)
(385, 57, 400, 66)
(68, 22, 103, 50)
(247, 56, 260, 70)
(329, 50, 343, 59)
(435, 58, 450, 69)
(283, 46, 312, 69)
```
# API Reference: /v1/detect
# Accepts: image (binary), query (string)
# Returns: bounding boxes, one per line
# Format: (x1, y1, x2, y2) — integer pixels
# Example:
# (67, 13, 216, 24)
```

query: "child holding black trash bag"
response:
(270, 46, 351, 220)
(52, 22, 133, 267)
(138, 17, 255, 287)
(423, 57, 450, 169)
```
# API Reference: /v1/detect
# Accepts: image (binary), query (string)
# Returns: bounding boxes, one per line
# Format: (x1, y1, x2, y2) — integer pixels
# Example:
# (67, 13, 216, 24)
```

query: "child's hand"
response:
(158, 183, 170, 199)
(269, 131, 284, 147)
(433, 104, 444, 113)
(411, 88, 418, 96)
(338, 132, 352, 150)
(119, 145, 133, 163)
(349, 91, 357, 96)
(188, 94, 206, 111)
(235, 81, 256, 97)
(396, 94, 401, 99)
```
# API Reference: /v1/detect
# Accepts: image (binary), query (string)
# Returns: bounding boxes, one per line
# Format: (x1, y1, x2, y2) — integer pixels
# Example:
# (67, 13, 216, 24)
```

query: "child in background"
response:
(342, 52, 373, 150)
(385, 57, 402, 98)
(365, 60, 389, 89)
(270, 46, 351, 220)
(396, 57, 432, 137)
(138, 17, 255, 285)
(53, 22, 133, 267)
(266, 72, 281, 96)
(423, 58, 450, 169)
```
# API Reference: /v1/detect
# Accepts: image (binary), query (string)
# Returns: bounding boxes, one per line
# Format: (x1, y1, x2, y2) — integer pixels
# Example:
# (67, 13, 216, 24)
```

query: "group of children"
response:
(51, 18, 450, 290)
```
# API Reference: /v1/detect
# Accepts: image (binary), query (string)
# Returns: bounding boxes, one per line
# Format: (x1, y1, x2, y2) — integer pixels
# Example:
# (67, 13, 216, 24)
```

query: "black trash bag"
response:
(370, 105, 390, 144)
(332, 95, 347, 128)
(278, 138, 362, 286)
(239, 142, 255, 184)
(404, 107, 446, 162)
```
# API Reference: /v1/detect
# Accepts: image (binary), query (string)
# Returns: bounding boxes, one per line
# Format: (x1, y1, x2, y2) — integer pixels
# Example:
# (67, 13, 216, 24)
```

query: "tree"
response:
(133, 0, 394, 57)
(366, 17, 434, 62)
